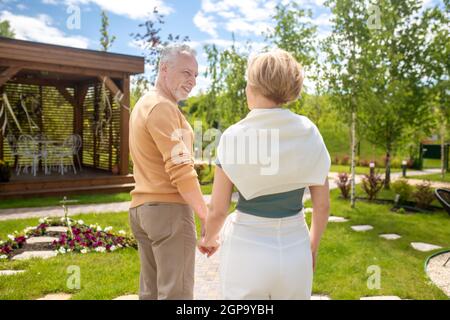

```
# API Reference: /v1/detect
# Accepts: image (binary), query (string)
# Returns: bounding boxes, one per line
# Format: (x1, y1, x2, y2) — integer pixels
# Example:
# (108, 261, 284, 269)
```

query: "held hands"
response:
(198, 235, 220, 258)
(197, 218, 220, 257)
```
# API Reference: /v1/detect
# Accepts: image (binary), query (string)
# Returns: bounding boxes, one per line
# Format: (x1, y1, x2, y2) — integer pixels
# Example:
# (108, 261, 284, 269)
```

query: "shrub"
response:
(413, 181, 435, 209)
(391, 179, 413, 204)
(333, 155, 340, 165)
(359, 159, 370, 167)
(194, 162, 207, 179)
(340, 155, 350, 166)
(361, 173, 384, 200)
(390, 158, 401, 169)
(335, 172, 351, 199)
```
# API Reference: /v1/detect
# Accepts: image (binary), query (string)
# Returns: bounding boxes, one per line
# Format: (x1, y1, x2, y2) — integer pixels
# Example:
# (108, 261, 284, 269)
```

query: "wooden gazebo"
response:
(0, 37, 144, 199)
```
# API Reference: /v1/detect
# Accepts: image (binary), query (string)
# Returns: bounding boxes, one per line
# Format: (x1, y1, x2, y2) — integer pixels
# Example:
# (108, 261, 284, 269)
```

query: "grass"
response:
(0, 183, 214, 211)
(330, 164, 401, 175)
(0, 187, 449, 300)
(0, 193, 132, 210)
(407, 173, 450, 183)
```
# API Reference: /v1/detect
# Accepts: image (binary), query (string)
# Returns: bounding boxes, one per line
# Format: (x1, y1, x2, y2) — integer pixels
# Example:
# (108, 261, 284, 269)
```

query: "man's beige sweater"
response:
(129, 90, 200, 208)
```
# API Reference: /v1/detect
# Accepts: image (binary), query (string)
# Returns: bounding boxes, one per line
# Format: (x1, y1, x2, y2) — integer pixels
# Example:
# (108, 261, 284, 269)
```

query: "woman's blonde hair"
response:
(246, 49, 304, 105)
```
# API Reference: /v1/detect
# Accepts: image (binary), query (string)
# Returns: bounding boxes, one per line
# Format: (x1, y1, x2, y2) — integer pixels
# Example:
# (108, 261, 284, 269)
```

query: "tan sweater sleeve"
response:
(146, 102, 199, 193)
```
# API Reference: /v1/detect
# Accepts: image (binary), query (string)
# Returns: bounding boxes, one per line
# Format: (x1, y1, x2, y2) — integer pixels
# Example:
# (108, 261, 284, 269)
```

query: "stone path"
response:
(37, 293, 72, 300)
(0, 270, 25, 276)
(12, 251, 57, 261)
(360, 296, 402, 300)
(379, 234, 401, 240)
(351, 225, 374, 232)
(410, 242, 443, 252)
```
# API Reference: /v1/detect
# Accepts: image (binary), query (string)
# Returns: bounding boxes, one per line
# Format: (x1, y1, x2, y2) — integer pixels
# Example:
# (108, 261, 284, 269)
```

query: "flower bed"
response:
(0, 217, 137, 260)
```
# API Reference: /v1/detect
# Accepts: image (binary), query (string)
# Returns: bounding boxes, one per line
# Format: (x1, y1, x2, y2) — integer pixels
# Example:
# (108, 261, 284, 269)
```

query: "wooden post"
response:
(74, 84, 87, 169)
(119, 76, 130, 175)
(0, 85, 3, 161)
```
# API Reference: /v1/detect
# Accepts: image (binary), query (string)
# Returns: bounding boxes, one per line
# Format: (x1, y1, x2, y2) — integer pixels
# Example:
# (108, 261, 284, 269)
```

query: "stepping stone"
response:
(12, 251, 57, 261)
(311, 294, 331, 300)
(37, 293, 72, 300)
(328, 216, 349, 223)
(0, 270, 25, 276)
(379, 234, 402, 240)
(360, 296, 401, 300)
(46, 226, 68, 233)
(351, 225, 374, 232)
(26, 236, 59, 244)
(410, 242, 443, 252)
(113, 294, 139, 300)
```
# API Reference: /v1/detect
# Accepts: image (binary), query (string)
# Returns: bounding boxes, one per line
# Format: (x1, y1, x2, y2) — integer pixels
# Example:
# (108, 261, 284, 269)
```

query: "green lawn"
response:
(407, 173, 450, 183)
(0, 187, 448, 300)
(330, 164, 401, 175)
(0, 184, 214, 210)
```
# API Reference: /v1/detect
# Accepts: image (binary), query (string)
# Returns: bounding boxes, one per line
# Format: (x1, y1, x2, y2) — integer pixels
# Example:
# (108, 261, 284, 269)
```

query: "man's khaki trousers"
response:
(129, 202, 196, 300)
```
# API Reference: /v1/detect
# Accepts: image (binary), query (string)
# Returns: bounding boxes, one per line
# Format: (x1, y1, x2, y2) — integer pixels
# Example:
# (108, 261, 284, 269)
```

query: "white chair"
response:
(54, 135, 81, 175)
(71, 134, 82, 171)
(16, 135, 42, 176)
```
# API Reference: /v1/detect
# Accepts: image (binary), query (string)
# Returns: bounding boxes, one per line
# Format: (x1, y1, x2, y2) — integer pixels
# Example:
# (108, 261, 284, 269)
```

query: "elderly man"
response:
(129, 44, 208, 300)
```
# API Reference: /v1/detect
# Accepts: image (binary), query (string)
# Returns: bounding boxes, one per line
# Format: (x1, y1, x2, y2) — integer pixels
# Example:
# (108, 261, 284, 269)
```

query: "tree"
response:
(360, 0, 436, 188)
(99, 11, 116, 52)
(322, 0, 372, 208)
(264, 2, 317, 69)
(0, 20, 15, 38)
(422, 1, 450, 178)
(264, 2, 319, 115)
(131, 7, 189, 86)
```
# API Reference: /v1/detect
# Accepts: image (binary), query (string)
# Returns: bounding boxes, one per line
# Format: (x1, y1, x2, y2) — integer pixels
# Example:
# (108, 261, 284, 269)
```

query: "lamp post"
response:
(369, 161, 375, 176)
(402, 160, 407, 178)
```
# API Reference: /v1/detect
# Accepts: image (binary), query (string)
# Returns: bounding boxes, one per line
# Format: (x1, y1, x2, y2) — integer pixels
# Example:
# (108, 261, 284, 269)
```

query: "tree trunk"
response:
(384, 143, 392, 189)
(350, 110, 357, 208)
(441, 122, 446, 179)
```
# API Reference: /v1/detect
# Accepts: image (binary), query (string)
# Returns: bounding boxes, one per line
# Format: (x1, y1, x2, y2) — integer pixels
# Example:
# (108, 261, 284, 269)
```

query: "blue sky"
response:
(0, 0, 438, 94)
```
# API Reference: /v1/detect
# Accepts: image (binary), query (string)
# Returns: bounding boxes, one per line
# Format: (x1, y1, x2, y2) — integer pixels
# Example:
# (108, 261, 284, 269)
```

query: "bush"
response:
(361, 173, 384, 200)
(0, 160, 11, 182)
(359, 159, 370, 167)
(413, 181, 435, 209)
(335, 172, 351, 199)
(390, 158, 402, 169)
(340, 155, 350, 166)
(391, 179, 413, 204)
(333, 155, 340, 165)
(194, 163, 210, 184)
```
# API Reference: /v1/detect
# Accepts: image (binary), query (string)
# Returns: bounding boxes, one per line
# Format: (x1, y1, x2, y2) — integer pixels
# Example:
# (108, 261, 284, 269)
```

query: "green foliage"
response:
(412, 181, 435, 209)
(391, 179, 414, 203)
(99, 11, 116, 52)
(0, 20, 15, 38)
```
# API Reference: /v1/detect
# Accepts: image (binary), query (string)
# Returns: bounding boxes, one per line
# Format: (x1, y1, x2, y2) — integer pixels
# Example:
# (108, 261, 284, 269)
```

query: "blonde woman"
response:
(198, 49, 331, 300)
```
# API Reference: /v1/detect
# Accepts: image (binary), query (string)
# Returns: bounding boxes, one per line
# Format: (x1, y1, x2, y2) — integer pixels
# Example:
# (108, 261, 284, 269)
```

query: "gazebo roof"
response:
(0, 37, 145, 81)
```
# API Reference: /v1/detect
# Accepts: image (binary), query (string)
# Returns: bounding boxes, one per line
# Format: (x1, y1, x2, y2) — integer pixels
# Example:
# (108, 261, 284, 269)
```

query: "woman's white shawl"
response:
(216, 108, 331, 200)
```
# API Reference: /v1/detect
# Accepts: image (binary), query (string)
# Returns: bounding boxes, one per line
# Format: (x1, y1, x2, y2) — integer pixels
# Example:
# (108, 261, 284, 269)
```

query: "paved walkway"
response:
(0, 168, 441, 221)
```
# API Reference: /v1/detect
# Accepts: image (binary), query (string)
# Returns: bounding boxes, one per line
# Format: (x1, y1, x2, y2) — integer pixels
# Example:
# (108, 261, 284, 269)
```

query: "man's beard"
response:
(174, 87, 189, 102)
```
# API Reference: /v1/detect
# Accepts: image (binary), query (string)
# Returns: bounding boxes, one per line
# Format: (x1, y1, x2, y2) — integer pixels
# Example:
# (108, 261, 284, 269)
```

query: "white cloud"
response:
(0, 10, 89, 48)
(194, 0, 278, 37)
(193, 11, 218, 38)
(63, 0, 173, 20)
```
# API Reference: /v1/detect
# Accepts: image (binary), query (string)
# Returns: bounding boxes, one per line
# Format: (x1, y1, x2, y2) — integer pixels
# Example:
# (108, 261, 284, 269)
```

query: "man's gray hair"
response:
(159, 44, 197, 65)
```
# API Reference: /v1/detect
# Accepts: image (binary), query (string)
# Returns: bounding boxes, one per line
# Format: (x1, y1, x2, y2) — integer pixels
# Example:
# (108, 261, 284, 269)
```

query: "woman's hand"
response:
(311, 247, 318, 272)
(198, 235, 220, 258)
